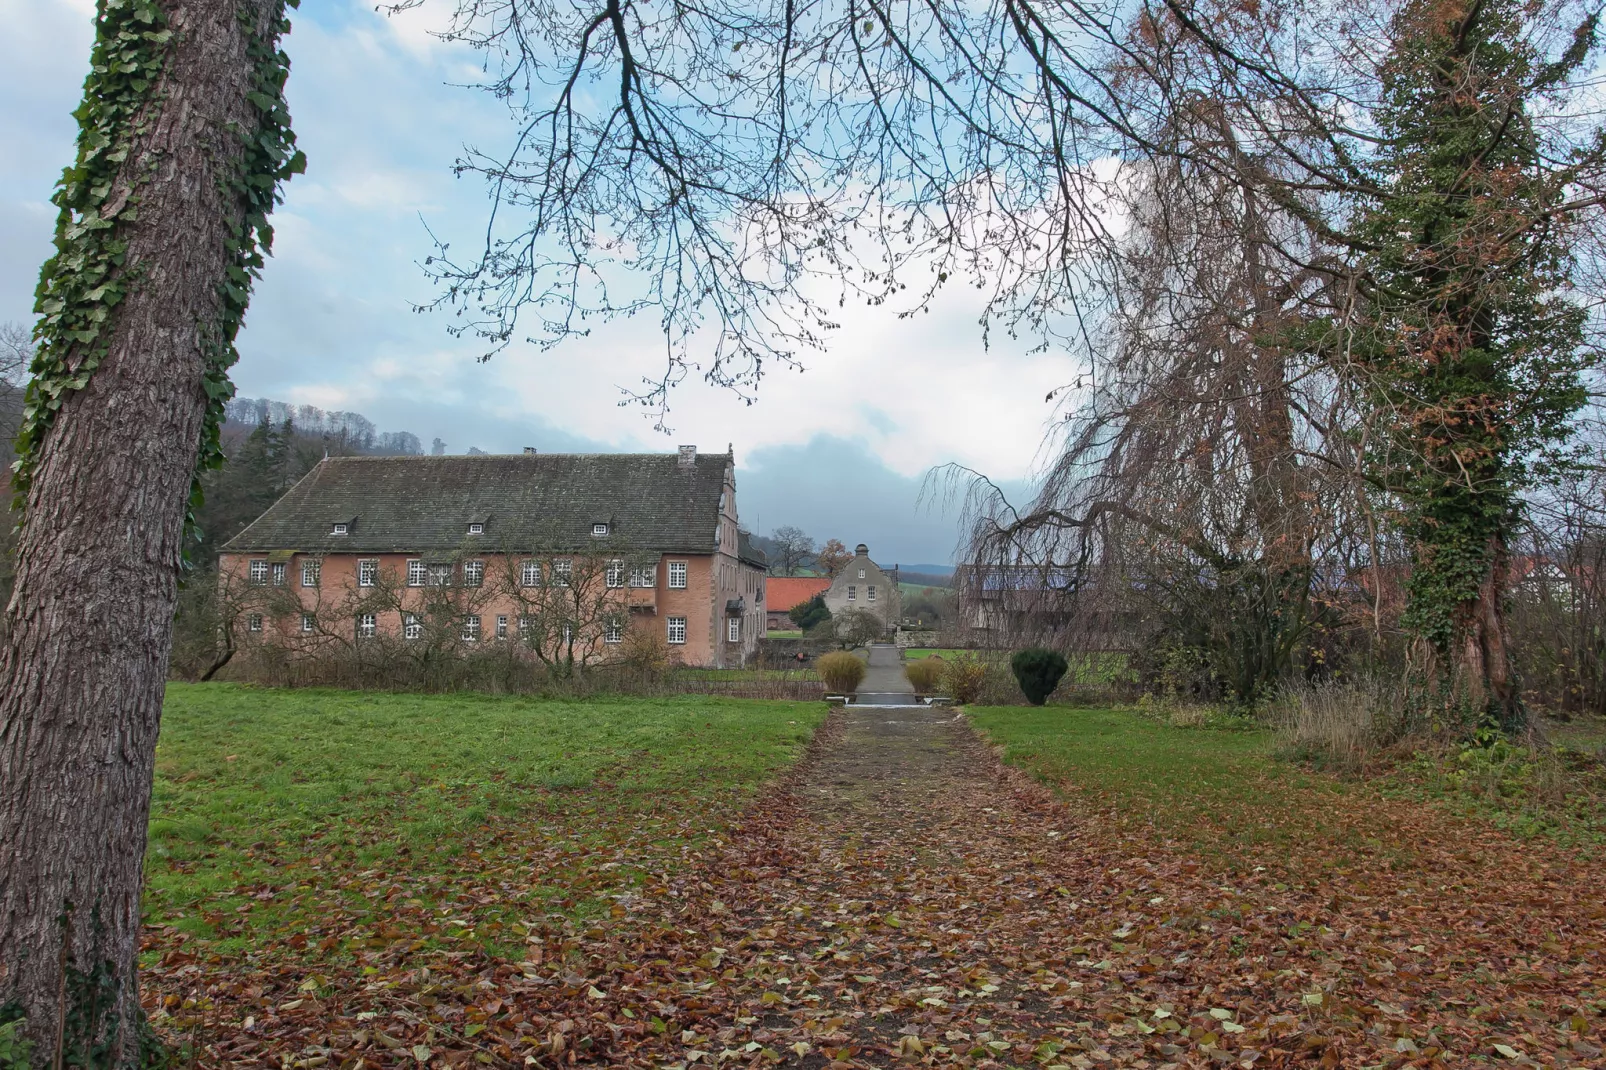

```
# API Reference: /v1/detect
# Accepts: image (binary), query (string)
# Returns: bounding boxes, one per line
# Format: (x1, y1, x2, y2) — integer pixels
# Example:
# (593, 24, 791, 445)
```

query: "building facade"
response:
(217, 447, 768, 667)
(822, 544, 902, 629)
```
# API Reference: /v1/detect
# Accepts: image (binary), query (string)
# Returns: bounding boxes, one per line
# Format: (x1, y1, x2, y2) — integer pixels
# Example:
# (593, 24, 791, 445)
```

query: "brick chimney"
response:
(678, 445, 697, 467)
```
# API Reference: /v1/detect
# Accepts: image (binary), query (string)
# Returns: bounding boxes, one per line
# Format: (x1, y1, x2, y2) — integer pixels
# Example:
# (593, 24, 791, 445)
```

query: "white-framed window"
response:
(462, 560, 484, 587)
(332, 522, 349, 536)
(727, 616, 741, 642)
(604, 619, 624, 644)
(630, 564, 655, 588)
(847, 585, 857, 601)
(868, 585, 876, 602)
(517, 616, 531, 637)
(667, 616, 687, 644)
(271, 562, 287, 587)
(247, 613, 263, 632)
(496, 615, 508, 639)
(561, 622, 573, 643)
(520, 560, 541, 587)
(606, 560, 625, 588)
(552, 559, 572, 586)
(357, 614, 376, 638)
(248, 559, 269, 585)
(403, 613, 422, 640)
(858, 568, 866, 579)
(462, 615, 481, 642)
(592, 522, 609, 536)
(668, 561, 687, 589)
(427, 563, 452, 587)
(407, 559, 427, 587)
(300, 559, 320, 587)
(300, 613, 315, 633)
(468, 522, 484, 535)
(358, 559, 378, 587)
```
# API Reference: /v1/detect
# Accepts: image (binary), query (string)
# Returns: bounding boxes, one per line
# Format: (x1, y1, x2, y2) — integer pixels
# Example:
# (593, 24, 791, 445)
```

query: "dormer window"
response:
(331, 522, 349, 536)
(592, 522, 609, 537)
(468, 522, 484, 535)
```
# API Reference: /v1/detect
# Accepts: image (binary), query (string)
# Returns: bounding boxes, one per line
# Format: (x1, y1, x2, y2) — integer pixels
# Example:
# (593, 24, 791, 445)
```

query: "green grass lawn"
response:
(974, 704, 1606, 856)
(967, 705, 1378, 873)
(145, 684, 825, 965)
(764, 628, 804, 639)
(903, 647, 968, 659)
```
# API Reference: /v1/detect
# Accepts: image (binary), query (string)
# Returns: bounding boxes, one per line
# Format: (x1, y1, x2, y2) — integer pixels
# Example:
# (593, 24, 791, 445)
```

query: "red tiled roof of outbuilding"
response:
(766, 576, 832, 611)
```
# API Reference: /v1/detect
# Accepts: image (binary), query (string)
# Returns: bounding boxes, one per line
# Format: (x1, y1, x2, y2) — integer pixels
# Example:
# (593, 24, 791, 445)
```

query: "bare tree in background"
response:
(497, 547, 647, 676)
(768, 526, 815, 576)
(0, 322, 31, 423)
(0, 325, 31, 613)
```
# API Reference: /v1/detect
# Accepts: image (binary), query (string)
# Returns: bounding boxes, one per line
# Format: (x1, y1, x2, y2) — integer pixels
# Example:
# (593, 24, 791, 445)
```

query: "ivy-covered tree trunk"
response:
(0, 0, 299, 1061)
(1360, 0, 1594, 731)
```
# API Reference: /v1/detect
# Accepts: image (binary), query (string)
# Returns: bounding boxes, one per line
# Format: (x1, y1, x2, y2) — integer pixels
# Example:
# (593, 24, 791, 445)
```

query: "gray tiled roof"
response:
(221, 452, 733, 555)
(737, 530, 768, 570)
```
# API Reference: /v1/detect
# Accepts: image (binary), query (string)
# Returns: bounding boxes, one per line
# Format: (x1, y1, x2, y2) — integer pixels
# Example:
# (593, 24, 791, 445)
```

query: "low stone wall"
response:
(894, 628, 940, 649)
(754, 636, 828, 667)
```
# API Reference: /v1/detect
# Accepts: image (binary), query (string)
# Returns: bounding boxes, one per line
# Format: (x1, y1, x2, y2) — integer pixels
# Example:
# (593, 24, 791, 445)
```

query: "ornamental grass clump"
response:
(1010, 648, 1069, 706)
(904, 658, 942, 693)
(942, 653, 988, 705)
(816, 651, 867, 693)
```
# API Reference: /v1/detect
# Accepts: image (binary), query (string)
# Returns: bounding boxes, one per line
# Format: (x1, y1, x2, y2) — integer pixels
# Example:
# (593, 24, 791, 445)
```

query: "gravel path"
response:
(855, 643, 915, 705)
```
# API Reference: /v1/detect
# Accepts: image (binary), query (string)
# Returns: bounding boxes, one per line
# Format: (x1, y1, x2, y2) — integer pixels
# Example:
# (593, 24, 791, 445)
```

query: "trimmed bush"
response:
(942, 653, 988, 705)
(1011, 648, 1069, 705)
(817, 651, 867, 693)
(789, 593, 831, 631)
(904, 658, 942, 693)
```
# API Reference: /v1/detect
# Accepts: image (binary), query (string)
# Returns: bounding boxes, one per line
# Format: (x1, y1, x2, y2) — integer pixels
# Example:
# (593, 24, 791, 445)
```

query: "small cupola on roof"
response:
(856, 543, 869, 555)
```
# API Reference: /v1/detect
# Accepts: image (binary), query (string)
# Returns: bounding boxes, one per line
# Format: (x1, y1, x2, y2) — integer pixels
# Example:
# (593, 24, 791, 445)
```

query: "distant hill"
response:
(892, 562, 950, 588)
(902, 563, 955, 577)
(225, 397, 423, 455)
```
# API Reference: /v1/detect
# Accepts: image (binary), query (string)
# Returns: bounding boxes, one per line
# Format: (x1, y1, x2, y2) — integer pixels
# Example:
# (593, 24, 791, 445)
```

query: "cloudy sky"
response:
(0, 0, 1076, 566)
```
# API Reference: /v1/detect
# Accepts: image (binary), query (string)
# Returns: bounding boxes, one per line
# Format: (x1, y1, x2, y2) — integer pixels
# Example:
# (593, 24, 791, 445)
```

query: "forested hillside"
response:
(194, 398, 425, 563)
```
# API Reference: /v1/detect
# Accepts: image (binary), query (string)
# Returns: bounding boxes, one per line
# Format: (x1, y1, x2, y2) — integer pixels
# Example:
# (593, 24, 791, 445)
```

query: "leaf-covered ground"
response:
(143, 696, 1606, 1067)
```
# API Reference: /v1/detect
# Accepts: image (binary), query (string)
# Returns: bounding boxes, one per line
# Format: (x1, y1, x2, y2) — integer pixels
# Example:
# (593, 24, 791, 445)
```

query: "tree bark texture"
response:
(0, 0, 287, 1060)
(1459, 534, 1519, 728)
